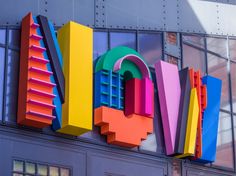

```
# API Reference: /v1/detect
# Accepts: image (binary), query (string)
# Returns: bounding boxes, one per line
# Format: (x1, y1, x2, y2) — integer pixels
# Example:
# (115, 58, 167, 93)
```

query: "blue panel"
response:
(198, 76, 222, 163)
(94, 70, 124, 110)
(48, 21, 63, 131)
(34, 17, 62, 130)
(48, 21, 63, 67)
(0, 47, 5, 121)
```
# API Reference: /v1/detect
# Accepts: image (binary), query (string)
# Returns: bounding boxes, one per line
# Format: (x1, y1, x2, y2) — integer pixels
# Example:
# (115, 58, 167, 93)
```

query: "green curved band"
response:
(95, 46, 151, 79)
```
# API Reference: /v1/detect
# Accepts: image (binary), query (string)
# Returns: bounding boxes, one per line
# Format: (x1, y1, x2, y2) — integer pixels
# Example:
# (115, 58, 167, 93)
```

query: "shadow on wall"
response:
(202, 0, 236, 5)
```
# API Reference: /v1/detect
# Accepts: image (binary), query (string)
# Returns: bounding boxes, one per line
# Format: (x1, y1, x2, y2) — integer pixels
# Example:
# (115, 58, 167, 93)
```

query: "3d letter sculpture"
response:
(154, 62, 222, 161)
(18, 13, 93, 136)
(18, 13, 64, 128)
(174, 68, 191, 155)
(176, 88, 199, 158)
(18, 12, 222, 163)
(57, 21, 93, 135)
(94, 46, 154, 147)
(155, 61, 181, 155)
(198, 76, 222, 163)
(189, 69, 207, 159)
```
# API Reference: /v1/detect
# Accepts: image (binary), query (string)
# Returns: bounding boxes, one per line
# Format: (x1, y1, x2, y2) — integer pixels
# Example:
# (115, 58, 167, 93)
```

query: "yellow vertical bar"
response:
(176, 88, 199, 158)
(57, 21, 93, 136)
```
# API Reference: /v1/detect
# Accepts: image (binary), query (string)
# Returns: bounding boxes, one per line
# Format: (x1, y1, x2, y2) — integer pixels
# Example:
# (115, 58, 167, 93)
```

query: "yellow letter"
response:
(57, 22, 93, 135)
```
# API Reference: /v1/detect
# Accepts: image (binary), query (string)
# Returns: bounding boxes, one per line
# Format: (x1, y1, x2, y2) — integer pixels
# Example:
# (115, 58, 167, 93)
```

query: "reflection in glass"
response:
(0, 29, 6, 45)
(234, 116, 236, 164)
(25, 162, 35, 174)
(165, 55, 179, 67)
(229, 39, 236, 61)
(166, 32, 177, 45)
(37, 164, 48, 176)
(93, 32, 108, 60)
(172, 160, 181, 176)
(139, 133, 157, 152)
(9, 29, 20, 48)
(0, 47, 5, 121)
(13, 174, 23, 176)
(207, 37, 227, 58)
(207, 54, 230, 111)
(13, 160, 24, 172)
(110, 32, 136, 50)
(5, 50, 19, 122)
(214, 112, 234, 168)
(138, 33, 162, 66)
(49, 166, 59, 176)
(61, 168, 70, 176)
(182, 34, 205, 49)
(182, 44, 206, 74)
(230, 62, 236, 113)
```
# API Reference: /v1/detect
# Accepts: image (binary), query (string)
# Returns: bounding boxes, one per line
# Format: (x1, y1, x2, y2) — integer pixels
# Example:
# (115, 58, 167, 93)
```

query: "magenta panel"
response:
(124, 78, 154, 118)
(154, 61, 181, 155)
(141, 78, 154, 117)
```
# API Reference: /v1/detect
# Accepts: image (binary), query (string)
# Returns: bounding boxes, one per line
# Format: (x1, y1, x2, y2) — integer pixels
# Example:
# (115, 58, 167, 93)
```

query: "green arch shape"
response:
(95, 46, 150, 79)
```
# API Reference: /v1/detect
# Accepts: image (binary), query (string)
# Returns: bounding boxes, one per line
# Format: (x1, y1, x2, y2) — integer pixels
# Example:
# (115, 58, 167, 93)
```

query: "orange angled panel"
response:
(94, 106, 153, 148)
(17, 13, 55, 128)
(189, 68, 207, 159)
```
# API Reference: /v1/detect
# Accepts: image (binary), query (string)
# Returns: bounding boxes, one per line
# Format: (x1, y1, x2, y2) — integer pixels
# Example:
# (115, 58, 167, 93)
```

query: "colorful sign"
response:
(94, 47, 154, 147)
(18, 13, 93, 135)
(18, 13, 62, 128)
(17, 13, 222, 163)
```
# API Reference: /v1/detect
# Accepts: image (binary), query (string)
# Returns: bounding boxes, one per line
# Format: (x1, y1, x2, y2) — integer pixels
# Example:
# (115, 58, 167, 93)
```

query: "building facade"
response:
(0, 0, 235, 175)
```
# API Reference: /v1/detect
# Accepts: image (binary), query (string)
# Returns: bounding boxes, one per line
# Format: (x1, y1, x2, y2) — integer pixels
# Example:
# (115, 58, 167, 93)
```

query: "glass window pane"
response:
(49, 166, 59, 176)
(5, 50, 20, 122)
(0, 47, 5, 121)
(110, 32, 136, 50)
(229, 39, 236, 61)
(60, 168, 70, 176)
(172, 160, 181, 176)
(25, 162, 35, 174)
(9, 29, 20, 48)
(214, 112, 234, 168)
(182, 44, 206, 74)
(182, 34, 205, 49)
(13, 174, 23, 176)
(140, 133, 157, 152)
(37, 164, 48, 176)
(207, 37, 227, 58)
(140, 86, 165, 154)
(93, 32, 108, 60)
(138, 33, 162, 66)
(234, 115, 236, 163)
(207, 54, 230, 111)
(166, 32, 177, 45)
(230, 62, 236, 113)
(0, 29, 6, 45)
(13, 160, 24, 172)
(165, 55, 179, 67)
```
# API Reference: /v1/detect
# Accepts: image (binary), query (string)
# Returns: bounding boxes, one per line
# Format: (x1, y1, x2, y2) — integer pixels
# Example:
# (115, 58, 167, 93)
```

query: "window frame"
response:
(12, 159, 72, 176)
